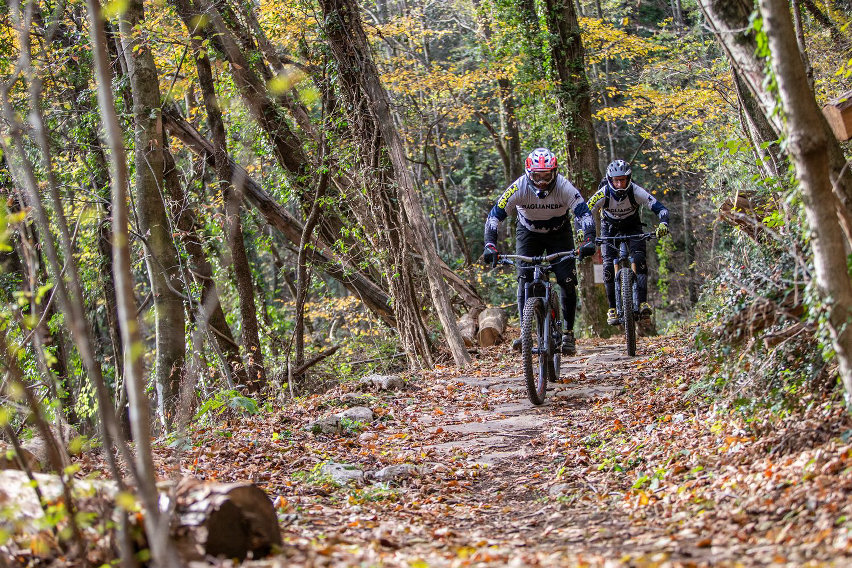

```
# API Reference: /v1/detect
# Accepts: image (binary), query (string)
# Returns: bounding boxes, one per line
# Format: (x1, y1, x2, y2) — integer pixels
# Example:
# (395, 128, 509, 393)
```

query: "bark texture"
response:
(699, 0, 852, 236)
(542, 0, 607, 335)
(119, 0, 186, 425)
(318, 0, 471, 367)
(174, 0, 265, 390)
(757, 0, 852, 406)
(86, 1, 180, 563)
(162, 150, 250, 389)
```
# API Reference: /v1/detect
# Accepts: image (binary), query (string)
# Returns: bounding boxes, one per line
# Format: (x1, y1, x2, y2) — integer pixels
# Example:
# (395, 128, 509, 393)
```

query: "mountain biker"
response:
(588, 159, 670, 325)
(483, 147, 597, 355)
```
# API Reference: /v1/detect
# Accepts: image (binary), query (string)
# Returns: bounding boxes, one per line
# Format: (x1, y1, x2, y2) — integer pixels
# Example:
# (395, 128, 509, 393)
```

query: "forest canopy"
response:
(1, 0, 852, 564)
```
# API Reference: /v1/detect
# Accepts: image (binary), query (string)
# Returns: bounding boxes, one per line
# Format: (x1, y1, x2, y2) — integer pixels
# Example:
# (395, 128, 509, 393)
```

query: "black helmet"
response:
(606, 159, 632, 201)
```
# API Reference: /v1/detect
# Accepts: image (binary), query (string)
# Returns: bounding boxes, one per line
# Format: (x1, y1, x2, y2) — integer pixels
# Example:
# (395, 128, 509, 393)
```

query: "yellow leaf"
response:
(103, 0, 129, 19)
(115, 491, 138, 510)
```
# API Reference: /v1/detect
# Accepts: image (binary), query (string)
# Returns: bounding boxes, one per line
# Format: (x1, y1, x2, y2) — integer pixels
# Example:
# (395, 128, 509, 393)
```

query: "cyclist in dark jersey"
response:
(483, 148, 597, 355)
(588, 160, 670, 325)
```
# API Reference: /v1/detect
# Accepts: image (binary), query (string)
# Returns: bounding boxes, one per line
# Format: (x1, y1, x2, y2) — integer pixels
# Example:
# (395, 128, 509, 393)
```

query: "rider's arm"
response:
(587, 186, 606, 217)
(572, 202, 596, 239)
(484, 181, 521, 245)
(633, 184, 670, 224)
(559, 179, 596, 239)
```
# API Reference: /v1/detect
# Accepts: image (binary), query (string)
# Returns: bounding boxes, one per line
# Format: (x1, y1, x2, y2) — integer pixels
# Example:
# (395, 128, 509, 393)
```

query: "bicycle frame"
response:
(497, 250, 578, 404)
(500, 250, 575, 330)
(596, 232, 655, 356)
(596, 233, 655, 322)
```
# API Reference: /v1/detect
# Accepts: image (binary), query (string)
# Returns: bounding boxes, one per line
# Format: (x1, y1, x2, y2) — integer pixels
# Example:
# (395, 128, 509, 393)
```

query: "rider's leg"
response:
(601, 221, 618, 318)
(548, 226, 577, 329)
(549, 227, 577, 355)
(515, 225, 545, 317)
(630, 236, 649, 304)
(555, 268, 577, 329)
(514, 226, 545, 349)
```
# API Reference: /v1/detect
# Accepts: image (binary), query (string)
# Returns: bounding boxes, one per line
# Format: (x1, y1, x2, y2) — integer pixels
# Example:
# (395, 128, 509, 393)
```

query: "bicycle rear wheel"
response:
(621, 268, 636, 356)
(521, 298, 549, 405)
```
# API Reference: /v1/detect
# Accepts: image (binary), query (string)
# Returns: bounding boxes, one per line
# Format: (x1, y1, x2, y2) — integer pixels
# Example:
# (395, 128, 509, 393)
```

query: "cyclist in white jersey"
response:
(588, 160, 670, 325)
(483, 148, 597, 355)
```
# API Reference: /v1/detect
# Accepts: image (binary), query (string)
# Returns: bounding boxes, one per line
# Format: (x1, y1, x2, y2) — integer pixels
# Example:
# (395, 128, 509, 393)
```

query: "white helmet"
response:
(525, 148, 558, 197)
(605, 159, 632, 200)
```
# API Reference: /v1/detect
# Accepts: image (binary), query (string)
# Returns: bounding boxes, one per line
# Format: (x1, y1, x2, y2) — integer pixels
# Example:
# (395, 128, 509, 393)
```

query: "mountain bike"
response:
(596, 232, 656, 357)
(497, 250, 578, 405)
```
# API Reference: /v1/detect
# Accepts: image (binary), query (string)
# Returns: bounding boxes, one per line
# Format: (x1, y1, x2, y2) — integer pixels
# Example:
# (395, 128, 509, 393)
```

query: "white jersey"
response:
(486, 174, 594, 235)
(588, 181, 669, 224)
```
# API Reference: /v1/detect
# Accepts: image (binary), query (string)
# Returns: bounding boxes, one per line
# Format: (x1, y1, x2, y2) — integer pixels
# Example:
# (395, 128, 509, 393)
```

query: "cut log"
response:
(477, 307, 507, 347)
(172, 477, 283, 562)
(822, 89, 852, 141)
(457, 310, 480, 347)
(0, 471, 281, 563)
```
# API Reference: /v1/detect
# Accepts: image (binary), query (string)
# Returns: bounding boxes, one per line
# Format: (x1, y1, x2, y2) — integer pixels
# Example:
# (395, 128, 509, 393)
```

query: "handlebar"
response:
(497, 249, 579, 266)
(595, 232, 656, 244)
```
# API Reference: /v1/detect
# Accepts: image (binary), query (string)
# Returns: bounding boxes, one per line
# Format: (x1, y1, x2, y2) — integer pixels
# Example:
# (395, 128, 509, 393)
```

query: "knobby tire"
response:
(522, 298, 549, 405)
(621, 268, 636, 356)
(549, 293, 561, 380)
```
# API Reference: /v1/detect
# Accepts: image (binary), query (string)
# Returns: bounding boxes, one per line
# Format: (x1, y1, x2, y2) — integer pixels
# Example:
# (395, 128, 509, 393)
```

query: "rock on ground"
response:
(360, 374, 404, 391)
(336, 406, 374, 423)
(321, 462, 365, 485)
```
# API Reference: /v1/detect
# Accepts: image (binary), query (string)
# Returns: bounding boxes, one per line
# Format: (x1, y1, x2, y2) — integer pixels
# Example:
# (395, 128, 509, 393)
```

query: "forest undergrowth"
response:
(42, 332, 845, 567)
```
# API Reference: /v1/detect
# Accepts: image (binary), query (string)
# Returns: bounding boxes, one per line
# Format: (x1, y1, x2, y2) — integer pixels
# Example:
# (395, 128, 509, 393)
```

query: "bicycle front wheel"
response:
(549, 293, 562, 380)
(621, 268, 636, 356)
(521, 297, 549, 405)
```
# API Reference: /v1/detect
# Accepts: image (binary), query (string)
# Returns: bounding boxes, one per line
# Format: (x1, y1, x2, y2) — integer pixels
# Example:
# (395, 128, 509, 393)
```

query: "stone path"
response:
(423, 343, 633, 466)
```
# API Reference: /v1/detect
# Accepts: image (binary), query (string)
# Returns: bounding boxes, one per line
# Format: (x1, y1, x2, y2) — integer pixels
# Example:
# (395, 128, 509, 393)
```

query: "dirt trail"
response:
(182, 333, 850, 567)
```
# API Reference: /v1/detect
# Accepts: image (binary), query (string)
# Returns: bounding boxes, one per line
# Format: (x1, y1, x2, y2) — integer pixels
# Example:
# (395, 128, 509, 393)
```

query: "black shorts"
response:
(515, 224, 576, 285)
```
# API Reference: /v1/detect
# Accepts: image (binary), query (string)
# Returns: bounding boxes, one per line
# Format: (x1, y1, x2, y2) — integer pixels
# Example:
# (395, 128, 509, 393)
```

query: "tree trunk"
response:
(542, 0, 607, 336)
(757, 0, 852, 407)
(473, 0, 523, 183)
(318, 0, 471, 367)
(173, 0, 265, 390)
(161, 109, 398, 327)
(119, 0, 186, 426)
(791, 0, 815, 90)
(86, 0, 180, 563)
(700, 0, 852, 250)
(1, 8, 149, 549)
(294, 168, 328, 370)
(731, 67, 783, 179)
(162, 149, 251, 389)
(432, 121, 473, 265)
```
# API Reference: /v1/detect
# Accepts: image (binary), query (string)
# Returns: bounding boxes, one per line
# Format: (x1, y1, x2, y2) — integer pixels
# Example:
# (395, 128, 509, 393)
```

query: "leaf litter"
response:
(76, 332, 852, 567)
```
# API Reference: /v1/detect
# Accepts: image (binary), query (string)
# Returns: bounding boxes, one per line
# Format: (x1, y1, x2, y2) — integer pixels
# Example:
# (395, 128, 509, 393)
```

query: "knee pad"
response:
(603, 264, 615, 283)
(557, 272, 577, 288)
(635, 257, 647, 274)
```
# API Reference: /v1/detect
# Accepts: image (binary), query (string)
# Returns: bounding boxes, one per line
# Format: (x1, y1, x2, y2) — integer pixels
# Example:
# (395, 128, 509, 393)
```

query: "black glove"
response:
(483, 243, 499, 267)
(579, 235, 596, 259)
